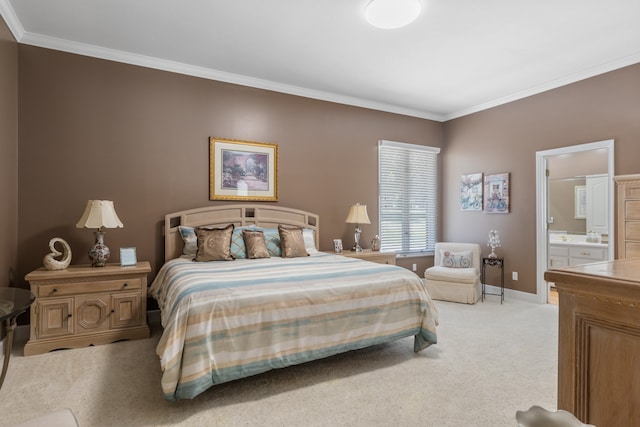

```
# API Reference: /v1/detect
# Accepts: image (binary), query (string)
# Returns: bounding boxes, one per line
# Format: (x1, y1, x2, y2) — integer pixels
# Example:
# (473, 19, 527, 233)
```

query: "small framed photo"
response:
(120, 247, 137, 267)
(333, 239, 343, 253)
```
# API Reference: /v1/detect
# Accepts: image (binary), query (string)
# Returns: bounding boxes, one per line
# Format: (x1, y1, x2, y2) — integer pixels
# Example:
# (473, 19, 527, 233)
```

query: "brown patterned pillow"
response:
(194, 224, 235, 262)
(242, 229, 270, 259)
(278, 225, 309, 258)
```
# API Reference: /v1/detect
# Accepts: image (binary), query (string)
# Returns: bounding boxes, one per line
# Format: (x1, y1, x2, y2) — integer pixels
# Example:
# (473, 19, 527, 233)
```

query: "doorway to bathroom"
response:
(535, 140, 615, 304)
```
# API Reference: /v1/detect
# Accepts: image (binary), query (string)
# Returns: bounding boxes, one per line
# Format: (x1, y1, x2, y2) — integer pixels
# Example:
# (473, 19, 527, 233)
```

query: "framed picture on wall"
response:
(460, 172, 483, 211)
(484, 173, 510, 213)
(209, 137, 278, 201)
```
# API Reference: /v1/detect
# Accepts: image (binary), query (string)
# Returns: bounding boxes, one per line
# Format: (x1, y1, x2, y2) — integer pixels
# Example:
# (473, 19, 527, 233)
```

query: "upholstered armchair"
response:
(424, 242, 481, 304)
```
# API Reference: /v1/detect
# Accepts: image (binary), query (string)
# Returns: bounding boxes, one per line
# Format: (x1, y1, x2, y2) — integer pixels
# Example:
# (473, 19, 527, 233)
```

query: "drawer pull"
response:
(123, 283, 128, 287)
(52, 288, 58, 293)
(67, 313, 72, 318)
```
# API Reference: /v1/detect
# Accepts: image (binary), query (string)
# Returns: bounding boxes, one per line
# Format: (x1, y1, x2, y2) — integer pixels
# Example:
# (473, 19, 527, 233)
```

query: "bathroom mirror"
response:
(548, 174, 607, 236)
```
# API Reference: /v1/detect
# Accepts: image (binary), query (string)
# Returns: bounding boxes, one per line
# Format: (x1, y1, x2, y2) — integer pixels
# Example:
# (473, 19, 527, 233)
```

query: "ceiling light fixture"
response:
(365, 0, 422, 30)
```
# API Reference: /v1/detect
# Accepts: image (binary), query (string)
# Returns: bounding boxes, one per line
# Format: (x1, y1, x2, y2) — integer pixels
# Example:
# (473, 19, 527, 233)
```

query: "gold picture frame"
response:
(209, 137, 278, 201)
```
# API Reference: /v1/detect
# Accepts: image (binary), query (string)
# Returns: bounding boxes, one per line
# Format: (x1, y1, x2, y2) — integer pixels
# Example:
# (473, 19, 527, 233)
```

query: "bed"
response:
(149, 205, 438, 401)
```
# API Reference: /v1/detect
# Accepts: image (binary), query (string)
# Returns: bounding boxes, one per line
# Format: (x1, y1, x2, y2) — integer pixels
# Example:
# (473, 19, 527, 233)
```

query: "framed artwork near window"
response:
(209, 137, 278, 201)
(460, 172, 483, 211)
(484, 173, 510, 213)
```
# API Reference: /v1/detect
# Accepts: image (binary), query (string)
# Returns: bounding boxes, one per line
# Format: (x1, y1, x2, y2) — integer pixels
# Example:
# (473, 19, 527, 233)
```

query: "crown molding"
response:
(0, 0, 25, 40)
(445, 52, 640, 121)
(15, 30, 446, 122)
(4, 3, 637, 124)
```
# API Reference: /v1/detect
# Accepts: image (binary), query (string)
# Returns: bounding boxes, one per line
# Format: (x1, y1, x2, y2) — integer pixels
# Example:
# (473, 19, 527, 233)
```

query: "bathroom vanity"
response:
(548, 234, 608, 269)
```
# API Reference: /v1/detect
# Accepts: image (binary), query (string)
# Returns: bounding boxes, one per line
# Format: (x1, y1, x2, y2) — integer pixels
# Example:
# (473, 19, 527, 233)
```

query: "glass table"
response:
(0, 287, 35, 389)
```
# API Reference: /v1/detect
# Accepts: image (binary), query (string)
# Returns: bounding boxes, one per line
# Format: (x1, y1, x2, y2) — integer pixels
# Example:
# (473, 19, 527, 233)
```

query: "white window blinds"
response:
(378, 140, 440, 255)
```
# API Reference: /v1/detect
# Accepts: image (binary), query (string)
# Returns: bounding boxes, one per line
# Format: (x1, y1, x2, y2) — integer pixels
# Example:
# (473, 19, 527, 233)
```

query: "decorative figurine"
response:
(487, 229, 501, 258)
(43, 237, 72, 271)
(371, 235, 381, 251)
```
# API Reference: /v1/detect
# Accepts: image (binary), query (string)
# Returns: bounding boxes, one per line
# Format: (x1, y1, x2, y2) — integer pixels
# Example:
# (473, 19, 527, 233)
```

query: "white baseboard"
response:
(483, 284, 540, 303)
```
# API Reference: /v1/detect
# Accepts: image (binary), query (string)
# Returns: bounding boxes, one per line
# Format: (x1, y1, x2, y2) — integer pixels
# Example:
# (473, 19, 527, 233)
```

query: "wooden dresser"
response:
(545, 259, 640, 427)
(613, 174, 640, 259)
(24, 262, 151, 355)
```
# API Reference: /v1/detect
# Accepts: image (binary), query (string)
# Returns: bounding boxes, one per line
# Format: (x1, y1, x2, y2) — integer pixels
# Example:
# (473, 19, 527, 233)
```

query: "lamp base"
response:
(351, 226, 363, 252)
(89, 230, 110, 267)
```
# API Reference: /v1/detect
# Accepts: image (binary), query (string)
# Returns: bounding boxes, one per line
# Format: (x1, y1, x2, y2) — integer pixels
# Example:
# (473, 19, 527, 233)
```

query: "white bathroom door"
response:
(586, 174, 608, 235)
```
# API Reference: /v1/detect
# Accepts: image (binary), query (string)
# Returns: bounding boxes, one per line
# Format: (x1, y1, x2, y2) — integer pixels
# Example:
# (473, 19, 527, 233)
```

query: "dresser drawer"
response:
(625, 200, 640, 220)
(549, 246, 569, 257)
(624, 185, 640, 199)
(38, 278, 142, 297)
(625, 242, 640, 258)
(569, 247, 606, 261)
(625, 222, 640, 241)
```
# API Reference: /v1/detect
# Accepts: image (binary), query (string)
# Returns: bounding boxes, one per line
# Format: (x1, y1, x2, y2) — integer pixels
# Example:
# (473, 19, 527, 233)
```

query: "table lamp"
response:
(76, 200, 123, 267)
(345, 203, 371, 252)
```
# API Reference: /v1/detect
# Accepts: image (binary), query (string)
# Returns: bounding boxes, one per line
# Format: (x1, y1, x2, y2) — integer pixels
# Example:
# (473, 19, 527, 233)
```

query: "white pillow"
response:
(303, 228, 318, 253)
(178, 226, 197, 257)
(440, 250, 472, 268)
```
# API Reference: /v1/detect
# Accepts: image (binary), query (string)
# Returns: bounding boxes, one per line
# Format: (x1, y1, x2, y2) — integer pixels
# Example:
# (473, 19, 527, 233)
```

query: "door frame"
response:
(535, 139, 615, 303)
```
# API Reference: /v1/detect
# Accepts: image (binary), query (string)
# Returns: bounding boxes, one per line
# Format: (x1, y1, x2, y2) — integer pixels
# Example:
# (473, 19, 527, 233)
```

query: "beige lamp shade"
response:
(345, 203, 371, 225)
(76, 200, 123, 229)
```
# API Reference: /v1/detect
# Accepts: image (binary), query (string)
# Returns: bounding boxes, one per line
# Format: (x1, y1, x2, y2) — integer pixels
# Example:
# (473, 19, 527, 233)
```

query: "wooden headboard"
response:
(164, 204, 320, 262)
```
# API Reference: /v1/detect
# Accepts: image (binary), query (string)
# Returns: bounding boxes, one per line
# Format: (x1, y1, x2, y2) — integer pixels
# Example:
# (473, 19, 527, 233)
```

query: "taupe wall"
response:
(0, 18, 18, 289)
(16, 45, 442, 284)
(10, 40, 640, 297)
(442, 63, 640, 293)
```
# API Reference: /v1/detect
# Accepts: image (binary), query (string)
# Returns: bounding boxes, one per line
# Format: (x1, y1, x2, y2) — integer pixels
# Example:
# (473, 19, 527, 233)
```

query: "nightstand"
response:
(329, 249, 396, 265)
(24, 262, 151, 356)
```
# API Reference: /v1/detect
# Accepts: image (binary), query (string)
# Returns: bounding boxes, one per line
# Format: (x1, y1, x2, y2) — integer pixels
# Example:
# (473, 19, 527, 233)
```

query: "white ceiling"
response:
(2, 0, 640, 121)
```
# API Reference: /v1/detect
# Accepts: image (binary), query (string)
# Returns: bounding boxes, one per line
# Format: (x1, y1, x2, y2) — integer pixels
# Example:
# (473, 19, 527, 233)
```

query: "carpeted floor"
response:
(0, 298, 558, 427)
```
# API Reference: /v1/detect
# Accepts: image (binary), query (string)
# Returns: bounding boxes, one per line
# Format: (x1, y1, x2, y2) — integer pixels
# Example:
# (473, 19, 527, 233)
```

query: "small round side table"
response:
(0, 287, 35, 389)
(481, 257, 505, 304)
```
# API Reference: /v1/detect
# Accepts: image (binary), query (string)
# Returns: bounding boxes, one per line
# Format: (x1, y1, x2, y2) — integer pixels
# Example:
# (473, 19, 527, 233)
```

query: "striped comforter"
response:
(149, 253, 438, 401)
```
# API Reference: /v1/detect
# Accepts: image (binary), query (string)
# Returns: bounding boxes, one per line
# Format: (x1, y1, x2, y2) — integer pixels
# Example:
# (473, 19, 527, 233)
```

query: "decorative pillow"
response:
(230, 226, 261, 259)
(194, 224, 235, 262)
(178, 226, 197, 257)
(263, 228, 282, 257)
(303, 228, 318, 254)
(440, 250, 473, 268)
(278, 225, 309, 258)
(242, 229, 270, 259)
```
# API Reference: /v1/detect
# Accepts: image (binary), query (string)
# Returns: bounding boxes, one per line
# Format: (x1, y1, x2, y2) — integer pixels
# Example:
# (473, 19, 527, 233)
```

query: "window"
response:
(378, 140, 440, 255)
